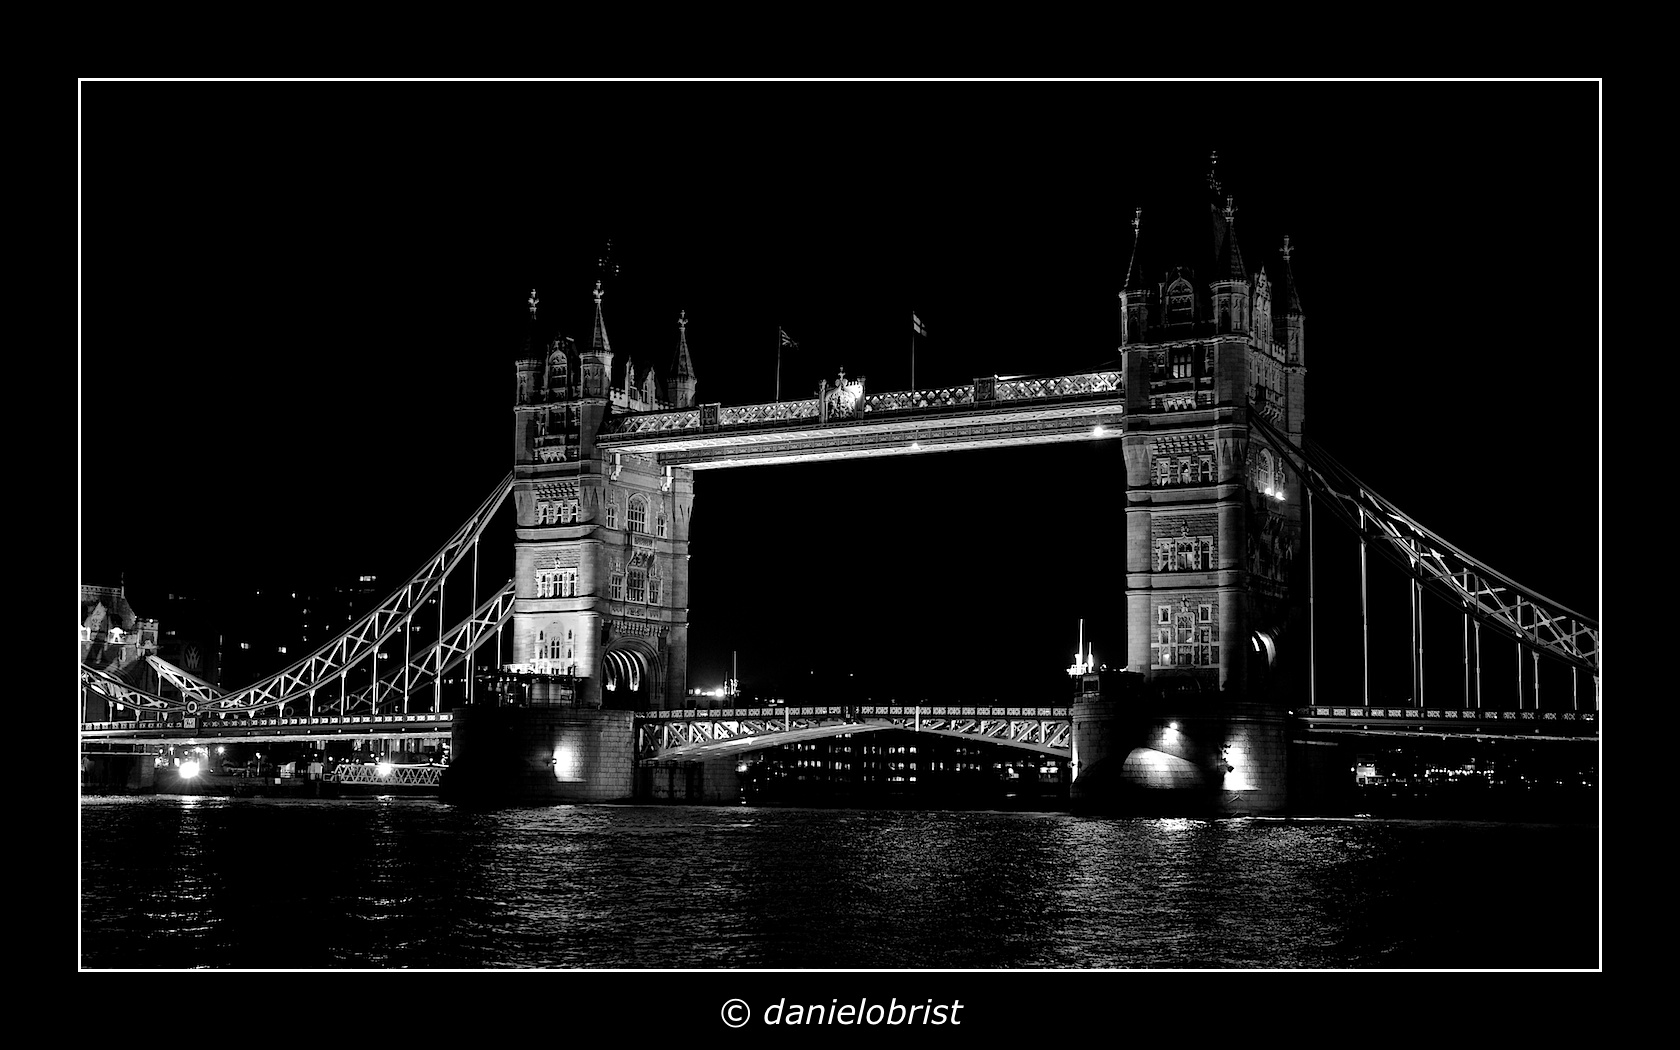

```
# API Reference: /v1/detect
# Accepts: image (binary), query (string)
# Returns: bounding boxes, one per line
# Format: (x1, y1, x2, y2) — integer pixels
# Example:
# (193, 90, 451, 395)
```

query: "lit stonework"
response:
(511, 290, 697, 709)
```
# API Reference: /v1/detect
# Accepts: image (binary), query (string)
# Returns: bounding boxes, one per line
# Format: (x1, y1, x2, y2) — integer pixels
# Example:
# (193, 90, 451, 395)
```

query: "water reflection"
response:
(80, 799, 1598, 970)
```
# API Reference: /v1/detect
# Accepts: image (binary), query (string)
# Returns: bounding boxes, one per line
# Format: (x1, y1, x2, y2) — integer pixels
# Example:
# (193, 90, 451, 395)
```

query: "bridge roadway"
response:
(1294, 705, 1598, 742)
(78, 700, 1598, 754)
(79, 712, 456, 747)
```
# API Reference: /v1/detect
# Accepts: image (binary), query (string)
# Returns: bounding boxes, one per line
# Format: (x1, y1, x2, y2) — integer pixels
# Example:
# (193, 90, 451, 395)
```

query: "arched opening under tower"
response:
(601, 642, 655, 710)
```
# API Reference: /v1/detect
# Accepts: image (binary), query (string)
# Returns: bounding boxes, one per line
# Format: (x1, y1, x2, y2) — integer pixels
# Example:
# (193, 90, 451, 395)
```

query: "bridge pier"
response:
(637, 755, 743, 804)
(81, 750, 156, 794)
(441, 705, 635, 804)
(1071, 694, 1289, 816)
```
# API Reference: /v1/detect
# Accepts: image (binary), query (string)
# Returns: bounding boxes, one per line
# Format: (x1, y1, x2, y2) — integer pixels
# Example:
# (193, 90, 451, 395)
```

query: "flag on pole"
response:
(779, 327, 798, 349)
(912, 312, 926, 338)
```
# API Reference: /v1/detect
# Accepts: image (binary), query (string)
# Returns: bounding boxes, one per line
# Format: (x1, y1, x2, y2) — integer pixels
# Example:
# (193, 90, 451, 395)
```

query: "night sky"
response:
(79, 82, 1600, 704)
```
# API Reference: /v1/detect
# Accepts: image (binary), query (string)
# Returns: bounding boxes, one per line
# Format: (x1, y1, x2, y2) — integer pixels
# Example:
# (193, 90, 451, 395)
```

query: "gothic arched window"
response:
(628, 496, 648, 534)
(1166, 278, 1194, 325)
(1219, 306, 1231, 333)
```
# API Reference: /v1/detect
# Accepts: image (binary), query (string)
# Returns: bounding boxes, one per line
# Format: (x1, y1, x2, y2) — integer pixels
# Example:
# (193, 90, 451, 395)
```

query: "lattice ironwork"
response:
(330, 763, 445, 787)
(994, 370, 1123, 401)
(81, 663, 179, 714)
(146, 655, 224, 705)
(338, 582, 516, 714)
(864, 384, 974, 412)
(635, 705, 1072, 759)
(1251, 413, 1600, 679)
(202, 474, 514, 716)
(606, 409, 703, 434)
(718, 399, 820, 426)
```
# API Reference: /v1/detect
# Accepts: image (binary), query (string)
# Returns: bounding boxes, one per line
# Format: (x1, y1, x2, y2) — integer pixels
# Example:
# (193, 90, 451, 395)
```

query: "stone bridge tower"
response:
(509, 283, 698, 711)
(1076, 157, 1308, 815)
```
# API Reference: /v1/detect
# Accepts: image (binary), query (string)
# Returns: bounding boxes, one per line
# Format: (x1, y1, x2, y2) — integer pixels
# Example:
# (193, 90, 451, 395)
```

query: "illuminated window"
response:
(606, 500, 618, 530)
(558, 568, 577, 597)
(626, 569, 646, 604)
(1170, 348, 1192, 378)
(628, 496, 648, 534)
(657, 513, 668, 539)
(609, 574, 625, 601)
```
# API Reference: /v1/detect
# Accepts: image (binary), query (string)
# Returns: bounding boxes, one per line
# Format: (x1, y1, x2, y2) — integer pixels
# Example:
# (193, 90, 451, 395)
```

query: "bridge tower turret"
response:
(1081, 155, 1309, 816)
(1119, 207, 1151, 347)
(508, 278, 696, 717)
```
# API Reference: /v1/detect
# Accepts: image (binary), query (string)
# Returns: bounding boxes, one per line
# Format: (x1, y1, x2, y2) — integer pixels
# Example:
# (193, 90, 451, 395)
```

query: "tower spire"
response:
(591, 279, 611, 353)
(1123, 206, 1148, 291)
(1218, 194, 1247, 281)
(1277, 235, 1304, 314)
(666, 309, 698, 407)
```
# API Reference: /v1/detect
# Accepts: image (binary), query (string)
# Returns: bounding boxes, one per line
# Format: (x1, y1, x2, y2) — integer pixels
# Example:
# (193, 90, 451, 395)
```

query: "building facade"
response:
(509, 284, 698, 709)
(1073, 161, 1310, 814)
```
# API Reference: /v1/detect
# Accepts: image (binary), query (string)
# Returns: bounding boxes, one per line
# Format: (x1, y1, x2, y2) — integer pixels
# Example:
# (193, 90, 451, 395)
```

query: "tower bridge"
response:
(81, 161, 1599, 814)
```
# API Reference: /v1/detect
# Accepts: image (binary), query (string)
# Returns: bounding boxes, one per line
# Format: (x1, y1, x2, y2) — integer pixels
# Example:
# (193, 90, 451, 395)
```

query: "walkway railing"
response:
(603, 370, 1124, 438)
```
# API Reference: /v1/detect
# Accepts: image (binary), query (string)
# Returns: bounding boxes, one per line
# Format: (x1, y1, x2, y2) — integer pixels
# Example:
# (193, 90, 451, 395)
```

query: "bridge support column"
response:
(1071, 693, 1289, 816)
(81, 751, 157, 794)
(441, 706, 635, 803)
(637, 755, 743, 804)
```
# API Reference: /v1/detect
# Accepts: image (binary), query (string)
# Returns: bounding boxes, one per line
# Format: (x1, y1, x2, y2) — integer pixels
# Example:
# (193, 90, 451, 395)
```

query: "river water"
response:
(78, 796, 1598, 970)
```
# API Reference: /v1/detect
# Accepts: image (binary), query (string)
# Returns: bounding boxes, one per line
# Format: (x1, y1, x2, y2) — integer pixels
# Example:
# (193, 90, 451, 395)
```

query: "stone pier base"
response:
(638, 755, 744, 804)
(1071, 698, 1289, 816)
(441, 705, 635, 804)
(81, 752, 156, 794)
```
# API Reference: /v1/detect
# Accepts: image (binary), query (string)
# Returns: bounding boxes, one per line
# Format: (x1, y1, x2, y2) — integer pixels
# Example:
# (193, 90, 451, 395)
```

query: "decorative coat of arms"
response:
(820, 369, 864, 421)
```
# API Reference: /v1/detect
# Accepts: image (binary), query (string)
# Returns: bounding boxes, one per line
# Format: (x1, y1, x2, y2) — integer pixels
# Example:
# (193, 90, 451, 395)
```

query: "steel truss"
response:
(80, 473, 513, 722)
(330, 763, 445, 787)
(210, 474, 511, 716)
(81, 662, 177, 715)
(146, 655, 225, 704)
(635, 705, 1072, 760)
(337, 583, 516, 715)
(1251, 414, 1599, 679)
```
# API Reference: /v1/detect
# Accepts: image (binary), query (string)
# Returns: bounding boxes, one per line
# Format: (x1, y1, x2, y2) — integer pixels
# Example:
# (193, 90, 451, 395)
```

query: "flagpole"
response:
(775, 327, 781, 402)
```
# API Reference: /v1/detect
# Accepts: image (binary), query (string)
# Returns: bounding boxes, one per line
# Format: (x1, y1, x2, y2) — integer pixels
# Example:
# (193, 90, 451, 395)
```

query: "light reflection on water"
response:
(79, 798, 1597, 970)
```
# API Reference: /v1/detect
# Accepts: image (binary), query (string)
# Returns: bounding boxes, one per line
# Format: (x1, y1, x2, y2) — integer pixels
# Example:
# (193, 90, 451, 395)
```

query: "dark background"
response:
(79, 82, 1600, 704)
